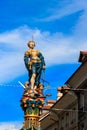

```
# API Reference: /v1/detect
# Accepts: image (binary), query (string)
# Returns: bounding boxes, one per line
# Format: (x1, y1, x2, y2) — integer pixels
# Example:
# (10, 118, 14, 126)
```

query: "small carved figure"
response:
(24, 40, 46, 90)
(36, 83, 44, 97)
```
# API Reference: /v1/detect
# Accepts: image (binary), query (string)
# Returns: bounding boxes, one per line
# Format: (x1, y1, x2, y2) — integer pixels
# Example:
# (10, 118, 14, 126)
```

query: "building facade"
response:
(40, 51, 87, 130)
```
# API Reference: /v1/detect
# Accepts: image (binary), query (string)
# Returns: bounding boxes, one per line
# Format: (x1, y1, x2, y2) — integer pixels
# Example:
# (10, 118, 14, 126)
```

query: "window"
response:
(71, 107, 76, 124)
(80, 93, 84, 109)
(65, 112, 69, 128)
(60, 116, 65, 130)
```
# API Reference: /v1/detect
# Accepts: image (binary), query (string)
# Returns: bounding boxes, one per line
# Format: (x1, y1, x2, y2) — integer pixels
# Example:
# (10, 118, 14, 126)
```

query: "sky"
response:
(0, 0, 87, 129)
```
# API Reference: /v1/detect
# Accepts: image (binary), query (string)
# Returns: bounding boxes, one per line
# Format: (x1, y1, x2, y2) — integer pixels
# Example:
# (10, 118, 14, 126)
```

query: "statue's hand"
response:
(42, 65, 46, 70)
(28, 61, 32, 69)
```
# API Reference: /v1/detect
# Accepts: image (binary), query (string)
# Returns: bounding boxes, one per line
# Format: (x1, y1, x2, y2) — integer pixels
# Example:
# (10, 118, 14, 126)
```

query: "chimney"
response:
(78, 51, 87, 63)
(57, 87, 63, 100)
(57, 86, 70, 100)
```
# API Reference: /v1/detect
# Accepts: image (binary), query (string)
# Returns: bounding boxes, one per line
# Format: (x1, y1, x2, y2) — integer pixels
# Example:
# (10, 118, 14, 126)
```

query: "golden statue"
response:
(24, 41, 46, 90)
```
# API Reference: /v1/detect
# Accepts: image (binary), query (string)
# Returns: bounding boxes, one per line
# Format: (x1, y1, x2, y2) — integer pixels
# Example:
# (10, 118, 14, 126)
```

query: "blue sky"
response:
(0, 0, 87, 129)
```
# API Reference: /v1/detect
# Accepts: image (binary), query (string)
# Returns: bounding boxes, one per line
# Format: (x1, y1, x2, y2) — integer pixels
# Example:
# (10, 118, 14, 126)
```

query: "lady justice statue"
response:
(24, 40, 46, 91)
(20, 40, 46, 130)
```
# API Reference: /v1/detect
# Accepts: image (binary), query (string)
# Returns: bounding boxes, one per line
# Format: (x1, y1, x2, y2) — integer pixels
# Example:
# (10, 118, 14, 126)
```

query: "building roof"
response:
(65, 51, 87, 88)
(43, 105, 51, 109)
(65, 61, 87, 88)
(78, 51, 87, 62)
(47, 100, 56, 104)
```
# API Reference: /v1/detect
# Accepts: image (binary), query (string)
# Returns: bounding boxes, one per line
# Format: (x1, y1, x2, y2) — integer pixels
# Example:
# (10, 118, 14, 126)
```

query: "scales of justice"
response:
(20, 40, 46, 130)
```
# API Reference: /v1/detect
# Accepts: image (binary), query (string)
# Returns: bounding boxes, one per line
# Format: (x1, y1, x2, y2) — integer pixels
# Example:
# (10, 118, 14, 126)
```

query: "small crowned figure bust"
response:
(24, 40, 46, 90)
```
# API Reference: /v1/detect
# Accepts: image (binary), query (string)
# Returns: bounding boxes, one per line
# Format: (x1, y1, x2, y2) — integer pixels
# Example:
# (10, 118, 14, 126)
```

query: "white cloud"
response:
(0, 122, 22, 130)
(0, 25, 86, 83)
(37, 0, 87, 22)
(0, 26, 83, 83)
